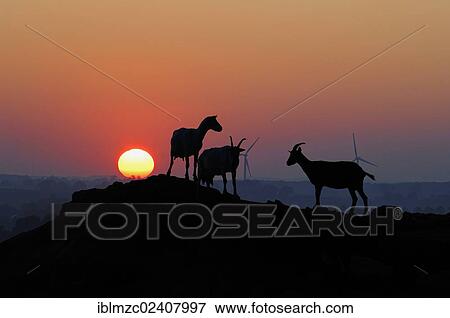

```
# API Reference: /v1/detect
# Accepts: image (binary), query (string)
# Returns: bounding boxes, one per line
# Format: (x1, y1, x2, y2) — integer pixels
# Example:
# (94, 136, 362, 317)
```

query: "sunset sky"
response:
(1, 0, 449, 182)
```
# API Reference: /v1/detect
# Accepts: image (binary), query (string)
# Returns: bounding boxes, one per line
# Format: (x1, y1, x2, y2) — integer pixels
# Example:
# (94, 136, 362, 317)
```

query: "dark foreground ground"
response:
(0, 175, 449, 297)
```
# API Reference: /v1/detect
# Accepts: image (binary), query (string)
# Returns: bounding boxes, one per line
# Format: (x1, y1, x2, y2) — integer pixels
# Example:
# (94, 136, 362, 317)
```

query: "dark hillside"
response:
(0, 175, 449, 297)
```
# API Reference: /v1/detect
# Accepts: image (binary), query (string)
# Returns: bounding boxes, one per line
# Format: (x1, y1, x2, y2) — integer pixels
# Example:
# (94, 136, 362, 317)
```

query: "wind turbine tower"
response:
(352, 133, 377, 167)
(241, 137, 259, 181)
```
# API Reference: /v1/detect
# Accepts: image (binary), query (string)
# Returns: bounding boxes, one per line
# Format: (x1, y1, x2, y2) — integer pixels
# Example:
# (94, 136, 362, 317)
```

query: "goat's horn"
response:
(293, 142, 306, 151)
(237, 138, 246, 148)
(229, 136, 234, 147)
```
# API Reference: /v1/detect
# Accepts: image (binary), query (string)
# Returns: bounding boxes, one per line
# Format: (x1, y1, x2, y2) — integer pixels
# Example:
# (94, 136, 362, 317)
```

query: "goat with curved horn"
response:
(287, 142, 375, 207)
(198, 136, 246, 196)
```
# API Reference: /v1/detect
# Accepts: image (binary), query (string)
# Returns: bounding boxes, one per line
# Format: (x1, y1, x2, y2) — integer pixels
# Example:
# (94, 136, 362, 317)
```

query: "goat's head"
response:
(286, 142, 306, 166)
(204, 115, 223, 132)
(230, 136, 246, 154)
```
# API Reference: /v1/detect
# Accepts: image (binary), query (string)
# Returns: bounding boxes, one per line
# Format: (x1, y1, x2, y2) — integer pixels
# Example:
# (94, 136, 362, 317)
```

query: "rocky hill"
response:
(0, 175, 449, 297)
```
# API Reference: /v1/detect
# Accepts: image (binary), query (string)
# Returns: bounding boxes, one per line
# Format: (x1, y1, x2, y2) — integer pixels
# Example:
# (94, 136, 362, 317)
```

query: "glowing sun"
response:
(118, 148, 155, 179)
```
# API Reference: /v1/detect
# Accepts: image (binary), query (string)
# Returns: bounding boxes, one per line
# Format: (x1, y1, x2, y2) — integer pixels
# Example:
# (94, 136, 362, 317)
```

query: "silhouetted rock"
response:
(0, 175, 449, 297)
(72, 174, 244, 205)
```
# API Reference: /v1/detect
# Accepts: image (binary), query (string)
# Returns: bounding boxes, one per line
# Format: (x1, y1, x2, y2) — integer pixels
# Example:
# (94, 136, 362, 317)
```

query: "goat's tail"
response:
(364, 171, 376, 181)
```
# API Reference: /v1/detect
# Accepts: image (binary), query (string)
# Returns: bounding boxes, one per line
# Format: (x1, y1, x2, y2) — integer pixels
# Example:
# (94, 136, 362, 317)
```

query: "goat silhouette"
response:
(167, 115, 222, 180)
(287, 142, 375, 207)
(198, 136, 246, 196)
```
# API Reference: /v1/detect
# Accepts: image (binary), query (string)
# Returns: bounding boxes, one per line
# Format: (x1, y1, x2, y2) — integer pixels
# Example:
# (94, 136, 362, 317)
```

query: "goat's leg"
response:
(232, 170, 237, 196)
(314, 185, 322, 206)
(193, 153, 198, 181)
(184, 157, 190, 180)
(349, 189, 358, 206)
(222, 173, 228, 194)
(357, 188, 368, 207)
(167, 156, 174, 176)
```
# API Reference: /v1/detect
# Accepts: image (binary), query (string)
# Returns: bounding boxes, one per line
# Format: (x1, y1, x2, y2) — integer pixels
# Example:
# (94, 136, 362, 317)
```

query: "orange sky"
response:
(1, 0, 449, 181)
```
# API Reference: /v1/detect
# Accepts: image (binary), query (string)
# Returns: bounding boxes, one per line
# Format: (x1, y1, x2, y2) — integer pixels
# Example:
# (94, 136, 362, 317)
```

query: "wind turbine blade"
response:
(353, 133, 358, 158)
(245, 160, 252, 177)
(358, 157, 377, 167)
(246, 137, 260, 154)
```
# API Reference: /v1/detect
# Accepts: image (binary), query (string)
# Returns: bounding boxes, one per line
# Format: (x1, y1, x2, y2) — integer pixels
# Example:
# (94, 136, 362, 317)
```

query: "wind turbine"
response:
(241, 137, 259, 180)
(352, 133, 377, 167)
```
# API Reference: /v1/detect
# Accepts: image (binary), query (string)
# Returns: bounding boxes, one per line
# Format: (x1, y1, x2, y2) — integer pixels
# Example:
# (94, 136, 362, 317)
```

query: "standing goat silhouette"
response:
(286, 142, 375, 207)
(198, 136, 246, 196)
(167, 115, 223, 180)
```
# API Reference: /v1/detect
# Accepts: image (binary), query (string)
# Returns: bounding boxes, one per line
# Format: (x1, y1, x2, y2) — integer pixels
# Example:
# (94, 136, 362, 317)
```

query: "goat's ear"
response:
(238, 148, 245, 152)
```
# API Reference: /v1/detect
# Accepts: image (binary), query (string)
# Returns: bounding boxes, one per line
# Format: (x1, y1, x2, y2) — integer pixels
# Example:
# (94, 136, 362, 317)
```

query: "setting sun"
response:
(118, 149, 155, 179)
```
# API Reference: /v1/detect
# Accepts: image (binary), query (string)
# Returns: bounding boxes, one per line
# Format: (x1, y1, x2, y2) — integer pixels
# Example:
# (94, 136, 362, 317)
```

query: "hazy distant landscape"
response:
(0, 174, 116, 242)
(1, 174, 450, 243)
(238, 179, 450, 213)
